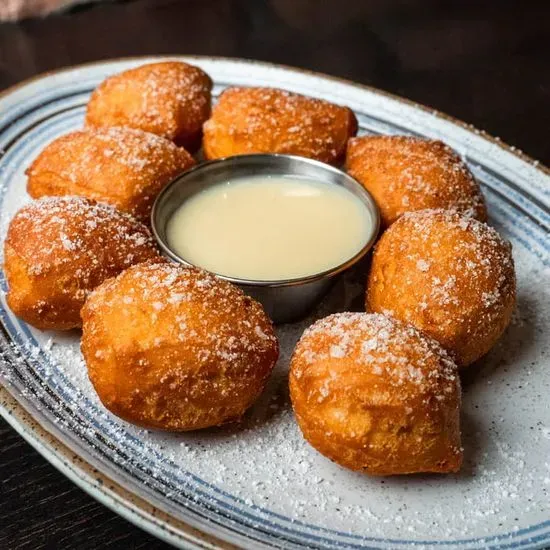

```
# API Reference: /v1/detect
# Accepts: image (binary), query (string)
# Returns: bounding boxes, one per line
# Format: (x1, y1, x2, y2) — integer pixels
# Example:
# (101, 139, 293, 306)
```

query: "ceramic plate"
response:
(1, 56, 549, 550)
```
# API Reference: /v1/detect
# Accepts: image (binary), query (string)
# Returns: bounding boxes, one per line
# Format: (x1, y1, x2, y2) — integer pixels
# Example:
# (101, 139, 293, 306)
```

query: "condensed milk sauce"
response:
(166, 175, 373, 280)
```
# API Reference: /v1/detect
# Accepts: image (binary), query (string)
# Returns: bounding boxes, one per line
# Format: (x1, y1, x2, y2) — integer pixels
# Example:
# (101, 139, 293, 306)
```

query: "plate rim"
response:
(0, 385, 235, 550)
(0, 55, 549, 550)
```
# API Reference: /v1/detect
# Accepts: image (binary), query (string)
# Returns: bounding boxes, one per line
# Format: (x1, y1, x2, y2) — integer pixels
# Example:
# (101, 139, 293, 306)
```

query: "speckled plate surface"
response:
(1, 56, 549, 550)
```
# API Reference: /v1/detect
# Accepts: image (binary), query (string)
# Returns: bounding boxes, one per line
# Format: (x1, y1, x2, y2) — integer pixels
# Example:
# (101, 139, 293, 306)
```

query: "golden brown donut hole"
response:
(26, 126, 195, 222)
(346, 136, 487, 228)
(366, 209, 516, 368)
(81, 263, 279, 431)
(4, 196, 159, 330)
(203, 86, 357, 165)
(85, 61, 213, 151)
(289, 312, 462, 475)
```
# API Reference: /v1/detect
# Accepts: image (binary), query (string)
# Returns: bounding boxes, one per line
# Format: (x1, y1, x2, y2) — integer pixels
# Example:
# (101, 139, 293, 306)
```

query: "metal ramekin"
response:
(151, 154, 380, 323)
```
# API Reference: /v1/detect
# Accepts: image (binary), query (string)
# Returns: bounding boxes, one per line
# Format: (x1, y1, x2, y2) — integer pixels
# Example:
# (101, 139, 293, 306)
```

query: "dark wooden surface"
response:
(0, 1, 549, 549)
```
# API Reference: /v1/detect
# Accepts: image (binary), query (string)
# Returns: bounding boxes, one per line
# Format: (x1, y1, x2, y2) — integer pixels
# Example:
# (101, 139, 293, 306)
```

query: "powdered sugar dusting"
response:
(293, 312, 458, 399)
(346, 136, 487, 225)
(6, 196, 158, 277)
(83, 262, 278, 369)
(86, 61, 212, 143)
(368, 209, 516, 366)
(26, 126, 195, 219)
(203, 86, 356, 164)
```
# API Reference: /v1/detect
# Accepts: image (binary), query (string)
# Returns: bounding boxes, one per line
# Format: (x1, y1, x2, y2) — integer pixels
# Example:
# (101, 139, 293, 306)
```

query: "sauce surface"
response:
(166, 176, 372, 280)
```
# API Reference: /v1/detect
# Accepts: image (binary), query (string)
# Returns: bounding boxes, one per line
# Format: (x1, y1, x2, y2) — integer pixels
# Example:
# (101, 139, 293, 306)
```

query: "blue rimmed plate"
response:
(1, 56, 549, 549)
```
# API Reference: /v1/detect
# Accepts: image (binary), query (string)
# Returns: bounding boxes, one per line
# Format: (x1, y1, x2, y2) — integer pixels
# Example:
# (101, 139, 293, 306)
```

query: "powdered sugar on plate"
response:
(4, 231, 544, 542)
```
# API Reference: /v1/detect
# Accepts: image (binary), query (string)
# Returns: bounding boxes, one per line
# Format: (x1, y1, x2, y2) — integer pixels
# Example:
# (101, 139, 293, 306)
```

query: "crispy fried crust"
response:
(289, 312, 462, 475)
(203, 87, 357, 164)
(4, 197, 160, 330)
(366, 209, 516, 367)
(26, 126, 195, 221)
(346, 136, 487, 227)
(85, 61, 213, 151)
(81, 263, 279, 431)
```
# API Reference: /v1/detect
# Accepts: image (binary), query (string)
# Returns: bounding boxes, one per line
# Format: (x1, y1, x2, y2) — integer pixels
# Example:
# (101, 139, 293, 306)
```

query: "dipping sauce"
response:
(166, 176, 372, 280)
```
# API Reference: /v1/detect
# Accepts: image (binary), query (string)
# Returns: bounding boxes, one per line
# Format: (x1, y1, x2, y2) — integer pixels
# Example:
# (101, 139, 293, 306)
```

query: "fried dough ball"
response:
(85, 61, 213, 151)
(81, 262, 279, 431)
(289, 312, 462, 475)
(203, 87, 358, 164)
(366, 209, 516, 367)
(346, 136, 487, 227)
(26, 127, 194, 221)
(4, 197, 160, 330)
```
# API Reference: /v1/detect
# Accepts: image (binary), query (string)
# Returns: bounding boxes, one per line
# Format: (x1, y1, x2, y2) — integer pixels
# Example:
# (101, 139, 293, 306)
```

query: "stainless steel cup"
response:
(151, 154, 380, 323)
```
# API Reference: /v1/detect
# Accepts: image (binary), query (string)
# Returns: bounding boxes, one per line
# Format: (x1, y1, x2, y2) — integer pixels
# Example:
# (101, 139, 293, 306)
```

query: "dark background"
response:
(1, 1, 549, 548)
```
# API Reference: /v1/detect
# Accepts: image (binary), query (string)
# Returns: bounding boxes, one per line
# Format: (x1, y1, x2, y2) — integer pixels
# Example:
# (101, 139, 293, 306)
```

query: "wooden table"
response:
(1, 1, 548, 548)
